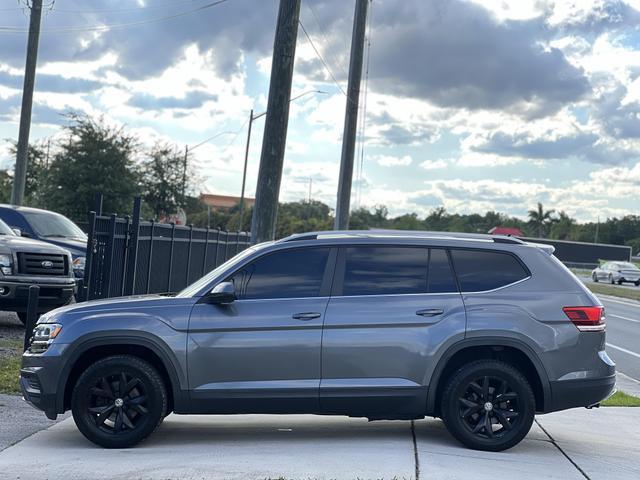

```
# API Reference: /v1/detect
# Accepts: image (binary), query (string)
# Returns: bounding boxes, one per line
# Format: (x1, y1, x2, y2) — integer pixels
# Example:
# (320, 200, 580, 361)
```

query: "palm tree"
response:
(528, 202, 555, 238)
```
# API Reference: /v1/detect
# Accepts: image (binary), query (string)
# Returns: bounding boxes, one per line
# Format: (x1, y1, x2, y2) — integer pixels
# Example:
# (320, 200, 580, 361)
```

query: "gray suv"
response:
(21, 231, 615, 451)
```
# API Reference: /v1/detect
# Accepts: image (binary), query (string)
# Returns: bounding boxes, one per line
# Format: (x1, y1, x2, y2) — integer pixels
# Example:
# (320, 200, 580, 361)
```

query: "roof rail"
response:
(279, 230, 527, 245)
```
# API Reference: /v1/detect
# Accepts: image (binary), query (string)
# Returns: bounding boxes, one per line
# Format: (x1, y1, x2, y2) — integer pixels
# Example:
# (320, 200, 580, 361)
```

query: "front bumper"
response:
(20, 344, 68, 420)
(0, 278, 76, 312)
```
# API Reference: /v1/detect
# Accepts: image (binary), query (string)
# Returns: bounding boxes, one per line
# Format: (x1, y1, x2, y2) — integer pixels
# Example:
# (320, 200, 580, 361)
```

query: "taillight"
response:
(563, 306, 605, 332)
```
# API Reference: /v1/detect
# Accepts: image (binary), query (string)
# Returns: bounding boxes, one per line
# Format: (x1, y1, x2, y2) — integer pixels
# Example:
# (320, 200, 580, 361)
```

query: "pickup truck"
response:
(0, 218, 76, 324)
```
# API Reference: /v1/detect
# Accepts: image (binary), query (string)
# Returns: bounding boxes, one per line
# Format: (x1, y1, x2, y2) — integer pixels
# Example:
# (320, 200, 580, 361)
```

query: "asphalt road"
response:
(599, 296, 640, 381)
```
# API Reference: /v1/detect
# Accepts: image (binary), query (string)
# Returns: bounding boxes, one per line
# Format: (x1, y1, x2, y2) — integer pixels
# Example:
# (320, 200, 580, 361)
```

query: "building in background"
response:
(199, 193, 255, 212)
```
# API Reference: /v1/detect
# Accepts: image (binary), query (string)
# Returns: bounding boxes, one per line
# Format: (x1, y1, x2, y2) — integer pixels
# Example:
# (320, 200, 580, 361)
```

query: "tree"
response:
(8, 140, 50, 207)
(349, 205, 389, 230)
(46, 115, 140, 222)
(527, 202, 555, 238)
(549, 211, 576, 240)
(0, 169, 11, 203)
(141, 144, 189, 220)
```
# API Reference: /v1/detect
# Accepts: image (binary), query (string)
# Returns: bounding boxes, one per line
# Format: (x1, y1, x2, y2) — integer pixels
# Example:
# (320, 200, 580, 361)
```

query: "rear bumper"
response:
(547, 374, 616, 412)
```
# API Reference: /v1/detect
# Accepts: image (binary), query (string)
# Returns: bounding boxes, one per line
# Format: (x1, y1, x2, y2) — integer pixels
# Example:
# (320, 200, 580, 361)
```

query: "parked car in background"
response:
(0, 205, 87, 280)
(591, 261, 640, 285)
(21, 230, 615, 451)
(0, 218, 76, 324)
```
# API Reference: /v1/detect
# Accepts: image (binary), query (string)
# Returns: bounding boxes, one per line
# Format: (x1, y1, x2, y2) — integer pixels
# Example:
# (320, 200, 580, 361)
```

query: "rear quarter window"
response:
(451, 249, 529, 292)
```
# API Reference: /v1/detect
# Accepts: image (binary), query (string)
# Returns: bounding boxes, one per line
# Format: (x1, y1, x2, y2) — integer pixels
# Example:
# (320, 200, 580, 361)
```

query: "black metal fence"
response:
(81, 197, 251, 301)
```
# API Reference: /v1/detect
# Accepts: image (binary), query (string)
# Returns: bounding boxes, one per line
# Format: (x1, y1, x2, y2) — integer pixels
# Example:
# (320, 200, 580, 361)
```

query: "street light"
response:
(238, 89, 327, 231)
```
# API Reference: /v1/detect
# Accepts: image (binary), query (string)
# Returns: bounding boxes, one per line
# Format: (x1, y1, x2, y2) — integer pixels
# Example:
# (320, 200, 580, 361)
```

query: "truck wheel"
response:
(71, 355, 167, 448)
(441, 359, 535, 452)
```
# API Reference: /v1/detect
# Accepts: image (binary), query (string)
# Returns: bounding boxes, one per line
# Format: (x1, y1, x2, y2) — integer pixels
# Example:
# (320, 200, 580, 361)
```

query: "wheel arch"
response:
(426, 338, 551, 416)
(57, 333, 187, 415)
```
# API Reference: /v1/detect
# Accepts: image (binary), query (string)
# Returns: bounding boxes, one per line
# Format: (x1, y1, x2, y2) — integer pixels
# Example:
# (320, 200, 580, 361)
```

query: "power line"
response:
(0, 0, 208, 13)
(0, 0, 230, 34)
(298, 18, 348, 98)
(305, 1, 348, 79)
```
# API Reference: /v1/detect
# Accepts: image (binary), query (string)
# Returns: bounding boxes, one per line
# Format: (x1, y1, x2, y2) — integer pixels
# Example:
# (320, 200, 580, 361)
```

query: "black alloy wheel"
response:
(592, 272, 599, 282)
(71, 355, 167, 448)
(441, 360, 535, 451)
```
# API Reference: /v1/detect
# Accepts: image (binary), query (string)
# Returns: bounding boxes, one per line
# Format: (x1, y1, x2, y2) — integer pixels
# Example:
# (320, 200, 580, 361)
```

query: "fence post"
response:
(202, 226, 210, 276)
(82, 210, 97, 301)
(185, 224, 193, 285)
(23, 285, 39, 352)
(102, 214, 117, 298)
(145, 220, 155, 294)
(213, 229, 221, 268)
(124, 197, 141, 296)
(166, 223, 176, 293)
(120, 215, 130, 297)
(93, 192, 103, 216)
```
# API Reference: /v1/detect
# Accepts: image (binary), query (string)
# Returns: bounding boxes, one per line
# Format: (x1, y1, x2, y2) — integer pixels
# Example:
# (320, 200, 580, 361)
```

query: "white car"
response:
(592, 261, 640, 285)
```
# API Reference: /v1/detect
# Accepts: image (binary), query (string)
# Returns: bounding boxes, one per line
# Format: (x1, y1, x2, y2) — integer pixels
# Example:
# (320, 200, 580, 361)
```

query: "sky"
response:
(1, 0, 640, 222)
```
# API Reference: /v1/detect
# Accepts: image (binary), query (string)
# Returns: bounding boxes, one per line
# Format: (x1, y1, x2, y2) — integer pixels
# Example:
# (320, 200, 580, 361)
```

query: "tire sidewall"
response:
(71, 356, 166, 448)
(441, 361, 535, 452)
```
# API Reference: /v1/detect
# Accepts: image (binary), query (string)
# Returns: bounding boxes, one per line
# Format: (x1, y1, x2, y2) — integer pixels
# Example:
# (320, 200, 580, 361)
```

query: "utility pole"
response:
(11, 0, 43, 206)
(251, 0, 301, 243)
(334, 0, 368, 230)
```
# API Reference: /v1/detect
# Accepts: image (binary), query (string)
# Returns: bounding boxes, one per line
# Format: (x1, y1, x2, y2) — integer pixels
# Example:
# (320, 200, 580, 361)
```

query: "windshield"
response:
(22, 211, 87, 240)
(614, 262, 638, 270)
(0, 219, 15, 236)
(176, 245, 261, 297)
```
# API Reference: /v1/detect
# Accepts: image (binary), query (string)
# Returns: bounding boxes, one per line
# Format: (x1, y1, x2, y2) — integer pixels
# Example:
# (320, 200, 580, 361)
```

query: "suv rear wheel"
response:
(71, 355, 167, 448)
(440, 359, 535, 452)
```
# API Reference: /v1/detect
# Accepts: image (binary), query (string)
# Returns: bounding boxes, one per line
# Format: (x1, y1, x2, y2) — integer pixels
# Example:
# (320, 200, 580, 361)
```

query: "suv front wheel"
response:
(441, 359, 535, 451)
(71, 355, 167, 448)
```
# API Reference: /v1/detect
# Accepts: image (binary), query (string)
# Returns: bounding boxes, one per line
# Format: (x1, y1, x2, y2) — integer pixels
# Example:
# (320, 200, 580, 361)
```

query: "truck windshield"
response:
(22, 211, 86, 241)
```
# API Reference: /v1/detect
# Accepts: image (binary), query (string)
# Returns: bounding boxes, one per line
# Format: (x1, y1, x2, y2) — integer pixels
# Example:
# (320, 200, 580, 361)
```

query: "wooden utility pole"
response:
(11, 0, 43, 206)
(334, 0, 368, 230)
(251, 0, 301, 243)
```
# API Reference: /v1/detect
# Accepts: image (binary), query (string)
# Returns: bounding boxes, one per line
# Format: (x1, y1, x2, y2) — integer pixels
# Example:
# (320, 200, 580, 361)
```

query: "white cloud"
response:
(419, 159, 449, 170)
(376, 155, 413, 167)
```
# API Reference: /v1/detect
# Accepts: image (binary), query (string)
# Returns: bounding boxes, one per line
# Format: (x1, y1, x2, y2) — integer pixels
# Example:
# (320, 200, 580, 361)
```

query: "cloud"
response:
(128, 91, 219, 110)
(366, 0, 590, 116)
(419, 159, 449, 170)
(375, 154, 412, 167)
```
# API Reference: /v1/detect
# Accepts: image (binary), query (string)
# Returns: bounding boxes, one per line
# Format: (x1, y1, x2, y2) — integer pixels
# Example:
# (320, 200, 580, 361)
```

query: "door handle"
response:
(416, 308, 444, 317)
(292, 312, 321, 321)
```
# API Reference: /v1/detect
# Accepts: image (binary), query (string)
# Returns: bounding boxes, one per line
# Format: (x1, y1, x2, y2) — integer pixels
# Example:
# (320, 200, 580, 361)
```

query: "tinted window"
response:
(342, 246, 428, 296)
(229, 248, 329, 300)
(427, 249, 457, 293)
(451, 249, 529, 292)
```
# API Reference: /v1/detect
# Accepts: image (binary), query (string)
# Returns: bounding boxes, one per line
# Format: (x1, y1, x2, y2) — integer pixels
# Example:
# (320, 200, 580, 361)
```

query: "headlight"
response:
(0, 253, 12, 275)
(72, 256, 86, 274)
(30, 323, 62, 353)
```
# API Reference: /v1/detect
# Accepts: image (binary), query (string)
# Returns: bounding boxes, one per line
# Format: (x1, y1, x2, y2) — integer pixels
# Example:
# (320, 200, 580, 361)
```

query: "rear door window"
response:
(450, 249, 529, 292)
(341, 246, 428, 296)
(427, 249, 457, 293)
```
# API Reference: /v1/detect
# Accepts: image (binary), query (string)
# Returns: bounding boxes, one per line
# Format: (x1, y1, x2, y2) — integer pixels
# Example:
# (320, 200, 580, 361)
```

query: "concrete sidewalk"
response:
(0, 408, 638, 480)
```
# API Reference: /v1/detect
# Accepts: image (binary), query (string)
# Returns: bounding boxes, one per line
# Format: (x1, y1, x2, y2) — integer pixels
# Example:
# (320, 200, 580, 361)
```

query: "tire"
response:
(440, 359, 535, 452)
(609, 275, 615, 284)
(635, 281, 640, 287)
(592, 273, 598, 283)
(618, 280, 623, 285)
(71, 355, 167, 448)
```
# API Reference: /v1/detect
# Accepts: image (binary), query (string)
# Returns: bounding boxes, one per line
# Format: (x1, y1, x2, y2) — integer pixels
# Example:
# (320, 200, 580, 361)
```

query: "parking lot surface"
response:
(0, 408, 638, 480)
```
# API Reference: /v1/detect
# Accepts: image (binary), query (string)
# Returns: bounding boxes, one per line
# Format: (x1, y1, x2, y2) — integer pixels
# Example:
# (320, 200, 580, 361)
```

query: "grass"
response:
(601, 390, 640, 407)
(585, 283, 640, 302)
(0, 337, 23, 394)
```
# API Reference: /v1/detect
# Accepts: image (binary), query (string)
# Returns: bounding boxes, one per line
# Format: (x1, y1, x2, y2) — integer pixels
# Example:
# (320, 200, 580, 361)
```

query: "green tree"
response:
(141, 144, 188, 220)
(527, 202, 555, 238)
(549, 211, 576, 240)
(0, 169, 11, 203)
(46, 115, 140, 221)
(349, 205, 389, 230)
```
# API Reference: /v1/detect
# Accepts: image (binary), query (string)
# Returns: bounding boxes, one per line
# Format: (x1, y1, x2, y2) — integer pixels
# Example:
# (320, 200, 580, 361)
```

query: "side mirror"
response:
(11, 228, 21, 237)
(206, 281, 236, 304)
